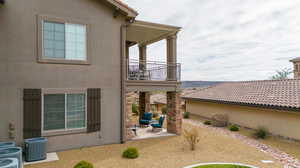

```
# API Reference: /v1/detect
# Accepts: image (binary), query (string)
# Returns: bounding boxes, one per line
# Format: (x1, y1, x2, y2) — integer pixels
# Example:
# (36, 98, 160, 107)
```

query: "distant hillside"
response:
(181, 81, 223, 88)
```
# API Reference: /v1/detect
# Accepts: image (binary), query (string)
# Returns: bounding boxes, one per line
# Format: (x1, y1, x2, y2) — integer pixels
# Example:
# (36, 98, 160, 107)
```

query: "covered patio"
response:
(124, 20, 182, 141)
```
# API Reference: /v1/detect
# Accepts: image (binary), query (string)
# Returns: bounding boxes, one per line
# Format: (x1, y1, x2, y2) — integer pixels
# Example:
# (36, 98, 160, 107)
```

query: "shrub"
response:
(132, 103, 139, 116)
(183, 112, 190, 119)
(253, 127, 268, 139)
(203, 120, 211, 125)
(229, 124, 239, 132)
(183, 126, 201, 151)
(211, 114, 228, 127)
(74, 161, 94, 168)
(122, 147, 139, 159)
(161, 106, 167, 115)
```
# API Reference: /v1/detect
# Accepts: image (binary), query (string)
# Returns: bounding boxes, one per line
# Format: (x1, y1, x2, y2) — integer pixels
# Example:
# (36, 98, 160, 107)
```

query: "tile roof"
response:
(182, 79, 300, 110)
(111, 0, 138, 16)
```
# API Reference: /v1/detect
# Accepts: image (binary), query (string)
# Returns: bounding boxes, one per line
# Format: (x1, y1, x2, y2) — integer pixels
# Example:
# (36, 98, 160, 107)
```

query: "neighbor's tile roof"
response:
(182, 79, 300, 110)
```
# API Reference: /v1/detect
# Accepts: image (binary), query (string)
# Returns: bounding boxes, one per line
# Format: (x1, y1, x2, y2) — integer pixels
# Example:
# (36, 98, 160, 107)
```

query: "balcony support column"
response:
(139, 92, 151, 119)
(167, 91, 182, 135)
(167, 34, 178, 81)
(139, 44, 147, 71)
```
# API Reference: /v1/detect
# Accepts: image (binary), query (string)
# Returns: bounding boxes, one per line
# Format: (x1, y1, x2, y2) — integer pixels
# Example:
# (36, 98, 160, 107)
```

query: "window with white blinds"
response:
(43, 21, 87, 61)
(43, 93, 86, 132)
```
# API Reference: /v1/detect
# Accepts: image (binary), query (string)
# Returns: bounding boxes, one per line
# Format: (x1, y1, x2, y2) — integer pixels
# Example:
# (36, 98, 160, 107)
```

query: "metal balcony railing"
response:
(127, 59, 181, 81)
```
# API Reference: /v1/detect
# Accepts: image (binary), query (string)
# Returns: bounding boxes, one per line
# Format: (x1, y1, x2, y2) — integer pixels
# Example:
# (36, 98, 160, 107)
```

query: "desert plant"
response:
(229, 124, 239, 132)
(211, 114, 228, 127)
(253, 127, 268, 139)
(132, 103, 139, 116)
(204, 120, 211, 125)
(74, 161, 94, 168)
(183, 126, 201, 151)
(122, 147, 139, 159)
(161, 106, 167, 115)
(183, 112, 190, 119)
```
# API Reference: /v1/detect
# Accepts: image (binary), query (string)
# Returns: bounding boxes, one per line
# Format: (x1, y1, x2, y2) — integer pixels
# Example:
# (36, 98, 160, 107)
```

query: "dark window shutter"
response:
(87, 88, 101, 133)
(23, 89, 42, 139)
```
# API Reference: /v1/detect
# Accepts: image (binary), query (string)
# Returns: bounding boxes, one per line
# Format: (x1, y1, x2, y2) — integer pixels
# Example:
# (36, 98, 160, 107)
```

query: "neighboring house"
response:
(150, 88, 204, 114)
(0, 0, 182, 152)
(150, 94, 166, 114)
(183, 59, 300, 140)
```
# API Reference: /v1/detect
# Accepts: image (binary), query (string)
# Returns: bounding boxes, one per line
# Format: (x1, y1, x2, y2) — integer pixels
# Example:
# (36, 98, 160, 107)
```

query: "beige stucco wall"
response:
(186, 100, 300, 140)
(0, 0, 126, 151)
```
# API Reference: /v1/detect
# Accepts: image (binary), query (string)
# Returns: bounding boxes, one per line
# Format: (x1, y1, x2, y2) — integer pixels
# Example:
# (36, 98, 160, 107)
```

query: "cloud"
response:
(123, 0, 300, 81)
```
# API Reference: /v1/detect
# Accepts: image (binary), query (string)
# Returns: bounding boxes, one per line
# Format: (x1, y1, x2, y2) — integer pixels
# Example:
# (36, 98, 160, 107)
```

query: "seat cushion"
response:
(140, 119, 150, 125)
(151, 123, 162, 128)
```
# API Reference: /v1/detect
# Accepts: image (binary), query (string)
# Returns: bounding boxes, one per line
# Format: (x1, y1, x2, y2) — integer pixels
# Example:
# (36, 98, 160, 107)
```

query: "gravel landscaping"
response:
(25, 122, 283, 168)
(185, 118, 300, 168)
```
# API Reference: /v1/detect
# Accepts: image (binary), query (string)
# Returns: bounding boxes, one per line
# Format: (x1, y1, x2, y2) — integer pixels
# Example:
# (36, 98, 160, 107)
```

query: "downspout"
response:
(120, 18, 134, 143)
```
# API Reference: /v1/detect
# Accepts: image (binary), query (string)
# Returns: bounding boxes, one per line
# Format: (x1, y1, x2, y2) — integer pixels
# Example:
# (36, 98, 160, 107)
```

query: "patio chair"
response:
(151, 116, 165, 130)
(139, 112, 153, 126)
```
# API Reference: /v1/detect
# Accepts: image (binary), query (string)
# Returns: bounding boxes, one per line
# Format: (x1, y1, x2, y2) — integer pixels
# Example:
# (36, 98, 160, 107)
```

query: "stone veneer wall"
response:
(125, 92, 135, 140)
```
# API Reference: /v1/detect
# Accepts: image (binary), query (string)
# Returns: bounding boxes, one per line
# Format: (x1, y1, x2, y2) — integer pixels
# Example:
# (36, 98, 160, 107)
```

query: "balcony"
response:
(125, 60, 181, 92)
(127, 60, 181, 81)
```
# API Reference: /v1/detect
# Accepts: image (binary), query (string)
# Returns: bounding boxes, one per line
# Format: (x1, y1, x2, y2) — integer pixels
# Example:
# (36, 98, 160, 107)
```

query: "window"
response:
(43, 92, 86, 132)
(38, 15, 89, 64)
(43, 21, 87, 61)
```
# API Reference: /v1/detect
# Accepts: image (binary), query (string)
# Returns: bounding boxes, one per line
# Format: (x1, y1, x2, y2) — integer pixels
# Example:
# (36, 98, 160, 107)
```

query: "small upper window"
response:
(40, 18, 87, 63)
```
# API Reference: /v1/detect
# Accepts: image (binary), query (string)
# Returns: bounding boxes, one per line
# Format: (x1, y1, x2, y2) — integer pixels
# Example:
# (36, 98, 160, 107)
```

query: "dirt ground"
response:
(238, 127, 300, 160)
(25, 122, 283, 168)
(190, 114, 300, 161)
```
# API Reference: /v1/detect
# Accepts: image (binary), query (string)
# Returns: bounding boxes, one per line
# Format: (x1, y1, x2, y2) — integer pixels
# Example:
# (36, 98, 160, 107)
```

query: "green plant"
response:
(253, 127, 268, 139)
(229, 124, 239, 132)
(203, 120, 211, 125)
(183, 126, 201, 151)
(183, 112, 190, 119)
(132, 103, 139, 116)
(74, 161, 94, 168)
(122, 147, 139, 159)
(161, 106, 167, 115)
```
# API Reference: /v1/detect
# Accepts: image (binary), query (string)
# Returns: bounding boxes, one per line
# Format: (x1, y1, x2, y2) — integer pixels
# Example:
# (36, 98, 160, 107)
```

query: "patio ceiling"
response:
(126, 20, 181, 46)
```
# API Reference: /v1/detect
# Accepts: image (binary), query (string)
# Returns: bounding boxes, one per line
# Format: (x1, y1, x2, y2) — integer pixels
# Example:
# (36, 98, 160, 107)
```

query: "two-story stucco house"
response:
(0, 0, 182, 152)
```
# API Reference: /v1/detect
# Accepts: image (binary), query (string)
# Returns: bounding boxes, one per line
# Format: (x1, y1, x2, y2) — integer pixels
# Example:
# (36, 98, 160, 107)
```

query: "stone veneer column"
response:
(167, 91, 182, 135)
(139, 92, 151, 119)
(125, 92, 135, 140)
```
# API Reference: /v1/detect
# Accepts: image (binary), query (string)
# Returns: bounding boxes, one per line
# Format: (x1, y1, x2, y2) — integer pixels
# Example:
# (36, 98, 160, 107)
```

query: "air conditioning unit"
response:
(24, 137, 47, 162)
(0, 147, 22, 168)
(0, 158, 18, 168)
(0, 142, 15, 149)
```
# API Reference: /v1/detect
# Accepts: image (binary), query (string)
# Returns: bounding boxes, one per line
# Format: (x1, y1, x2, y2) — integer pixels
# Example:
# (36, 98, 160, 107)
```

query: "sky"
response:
(123, 0, 300, 81)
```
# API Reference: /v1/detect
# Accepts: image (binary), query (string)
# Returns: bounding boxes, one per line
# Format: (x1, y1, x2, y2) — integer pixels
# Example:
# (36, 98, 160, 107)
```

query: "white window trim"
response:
(37, 15, 91, 65)
(41, 88, 87, 136)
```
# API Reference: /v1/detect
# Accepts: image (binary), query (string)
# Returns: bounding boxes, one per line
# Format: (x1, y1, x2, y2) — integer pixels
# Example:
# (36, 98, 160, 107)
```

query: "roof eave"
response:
(105, 0, 138, 18)
(183, 97, 300, 112)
